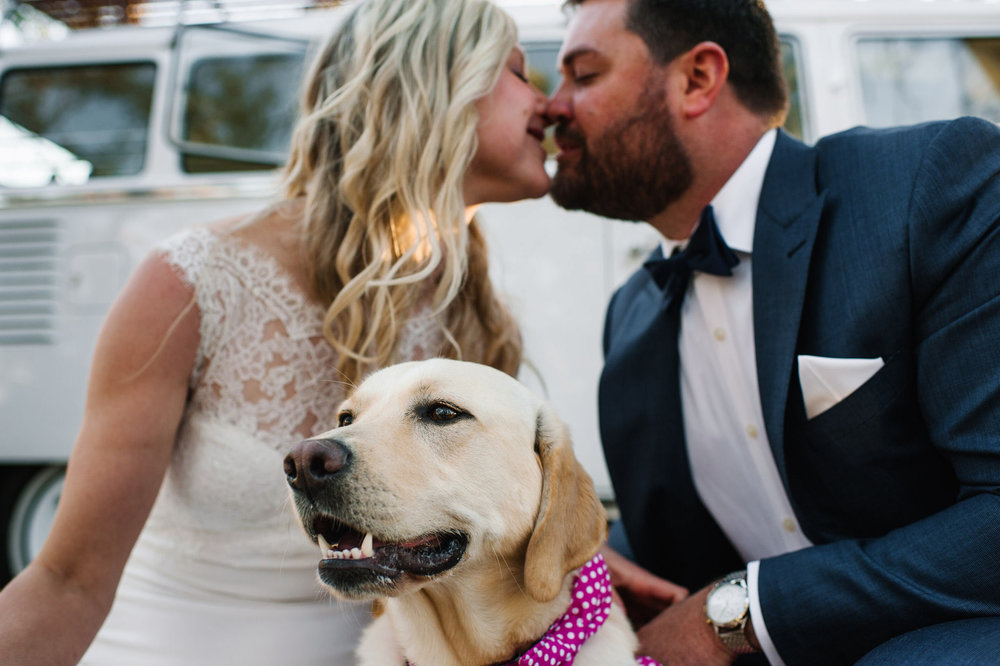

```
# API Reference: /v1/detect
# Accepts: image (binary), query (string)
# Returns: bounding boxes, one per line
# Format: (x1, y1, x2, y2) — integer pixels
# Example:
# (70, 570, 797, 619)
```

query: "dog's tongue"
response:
(397, 534, 442, 550)
(319, 532, 374, 559)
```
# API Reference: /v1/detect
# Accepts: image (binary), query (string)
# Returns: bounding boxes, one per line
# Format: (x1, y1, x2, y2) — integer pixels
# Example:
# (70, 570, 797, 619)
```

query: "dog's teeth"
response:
(319, 542, 374, 561)
(318, 534, 331, 554)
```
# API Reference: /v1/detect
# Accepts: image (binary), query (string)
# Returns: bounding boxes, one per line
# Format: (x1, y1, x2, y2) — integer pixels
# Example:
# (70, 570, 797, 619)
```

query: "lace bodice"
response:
(160, 227, 444, 444)
(126, 227, 443, 597)
(160, 227, 439, 443)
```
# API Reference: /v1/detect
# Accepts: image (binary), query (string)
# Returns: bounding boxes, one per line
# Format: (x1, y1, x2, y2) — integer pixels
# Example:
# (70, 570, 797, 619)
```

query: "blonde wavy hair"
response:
(283, 0, 523, 386)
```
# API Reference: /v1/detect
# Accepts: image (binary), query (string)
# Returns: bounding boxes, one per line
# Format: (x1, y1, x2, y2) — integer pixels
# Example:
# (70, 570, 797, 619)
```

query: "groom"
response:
(545, 0, 1000, 663)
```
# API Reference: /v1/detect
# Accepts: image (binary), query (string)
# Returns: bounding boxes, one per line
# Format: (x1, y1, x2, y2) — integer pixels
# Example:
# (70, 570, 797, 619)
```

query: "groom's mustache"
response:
(553, 124, 586, 152)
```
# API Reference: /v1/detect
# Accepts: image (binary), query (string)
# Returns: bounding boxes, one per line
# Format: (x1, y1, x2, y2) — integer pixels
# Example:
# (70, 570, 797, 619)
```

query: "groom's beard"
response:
(550, 86, 692, 222)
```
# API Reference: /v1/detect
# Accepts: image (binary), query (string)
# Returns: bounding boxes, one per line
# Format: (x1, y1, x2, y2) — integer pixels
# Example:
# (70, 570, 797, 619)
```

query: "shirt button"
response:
(782, 517, 797, 533)
(745, 424, 758, 439)
(713, 328, 726, 342)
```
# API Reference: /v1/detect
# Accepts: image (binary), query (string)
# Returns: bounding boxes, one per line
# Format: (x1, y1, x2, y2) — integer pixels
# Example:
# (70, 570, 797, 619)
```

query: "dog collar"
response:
(405, 553, 660, 666)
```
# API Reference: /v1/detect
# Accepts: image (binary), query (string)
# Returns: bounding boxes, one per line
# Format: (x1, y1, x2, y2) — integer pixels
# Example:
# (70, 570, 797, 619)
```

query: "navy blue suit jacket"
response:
(599, 118, 1000, 664)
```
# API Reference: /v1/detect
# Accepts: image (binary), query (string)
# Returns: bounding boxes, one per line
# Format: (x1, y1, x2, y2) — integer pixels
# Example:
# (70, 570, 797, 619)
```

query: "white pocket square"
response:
(798, 355, 885, 420)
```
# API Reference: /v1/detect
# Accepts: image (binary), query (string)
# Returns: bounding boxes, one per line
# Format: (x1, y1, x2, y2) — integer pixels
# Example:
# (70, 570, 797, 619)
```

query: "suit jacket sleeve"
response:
(758, 117, 1000, 664)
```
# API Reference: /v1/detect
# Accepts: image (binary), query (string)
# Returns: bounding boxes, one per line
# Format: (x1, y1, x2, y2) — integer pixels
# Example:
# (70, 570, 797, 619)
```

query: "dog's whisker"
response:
(490, 545, 526, 598)
(315, 377, 357, 390)
(327, 364, 359, 391)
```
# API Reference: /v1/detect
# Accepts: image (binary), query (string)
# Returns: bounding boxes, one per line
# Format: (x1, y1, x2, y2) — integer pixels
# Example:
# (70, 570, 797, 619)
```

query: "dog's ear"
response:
(524, 403, 607, 602)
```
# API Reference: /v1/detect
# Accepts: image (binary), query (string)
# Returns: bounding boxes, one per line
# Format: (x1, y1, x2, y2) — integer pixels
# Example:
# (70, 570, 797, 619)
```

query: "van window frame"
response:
(165, 23, 310, 170)
(848, 27, 1000, 129)
(0, 59, 158, 187)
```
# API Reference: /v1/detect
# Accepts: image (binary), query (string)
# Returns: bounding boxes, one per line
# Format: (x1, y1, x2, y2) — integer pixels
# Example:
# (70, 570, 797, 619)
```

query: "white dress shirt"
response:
(659, 129, 808, 665)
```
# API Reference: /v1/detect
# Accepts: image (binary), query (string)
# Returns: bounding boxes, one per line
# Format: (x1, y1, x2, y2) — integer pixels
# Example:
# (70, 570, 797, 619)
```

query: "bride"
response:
(0, 0, 550, 662)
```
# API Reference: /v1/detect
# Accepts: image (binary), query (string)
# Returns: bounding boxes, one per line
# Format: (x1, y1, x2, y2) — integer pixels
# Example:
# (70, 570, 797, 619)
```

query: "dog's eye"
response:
(338, 412, 353, 427)
(429, 403, 460, 422)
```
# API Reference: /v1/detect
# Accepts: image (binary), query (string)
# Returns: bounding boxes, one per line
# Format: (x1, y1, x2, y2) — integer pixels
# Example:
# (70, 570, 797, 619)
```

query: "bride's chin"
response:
(529, 174, 553, 199)
(465, 170, 552, 205)
(520, 164, 553, 200)
(508, 182, 551, 203)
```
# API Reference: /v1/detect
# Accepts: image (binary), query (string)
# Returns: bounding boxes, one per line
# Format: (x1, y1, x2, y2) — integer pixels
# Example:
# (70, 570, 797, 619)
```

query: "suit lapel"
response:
(752, 131, 826, 485)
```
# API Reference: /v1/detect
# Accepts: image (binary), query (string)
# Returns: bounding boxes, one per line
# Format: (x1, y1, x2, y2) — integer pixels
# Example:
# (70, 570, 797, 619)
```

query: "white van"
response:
(1, 0, 997, 582)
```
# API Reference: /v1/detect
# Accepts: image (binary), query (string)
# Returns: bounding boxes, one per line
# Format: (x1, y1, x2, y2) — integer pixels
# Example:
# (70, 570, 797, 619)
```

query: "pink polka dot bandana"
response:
(509, 553, 662, 666)
(404, 553, 660, 665)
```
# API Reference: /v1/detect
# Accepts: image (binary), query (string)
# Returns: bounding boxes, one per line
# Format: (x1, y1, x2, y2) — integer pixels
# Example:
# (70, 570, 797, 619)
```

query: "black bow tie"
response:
(643, 205, 740, 302)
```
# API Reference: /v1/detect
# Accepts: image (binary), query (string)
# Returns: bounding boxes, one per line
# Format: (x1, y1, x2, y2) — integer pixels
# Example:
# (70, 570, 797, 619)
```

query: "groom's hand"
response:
(636, 585, 736, 666)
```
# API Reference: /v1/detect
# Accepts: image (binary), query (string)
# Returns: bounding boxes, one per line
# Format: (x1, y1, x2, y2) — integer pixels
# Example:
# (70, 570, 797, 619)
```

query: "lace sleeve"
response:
(156, 228, 215, 287)
(155, 227, 218, 389)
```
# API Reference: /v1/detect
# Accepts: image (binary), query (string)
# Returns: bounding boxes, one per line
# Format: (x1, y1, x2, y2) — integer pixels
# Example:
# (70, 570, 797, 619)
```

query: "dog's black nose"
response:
(284, 438, 351, 493)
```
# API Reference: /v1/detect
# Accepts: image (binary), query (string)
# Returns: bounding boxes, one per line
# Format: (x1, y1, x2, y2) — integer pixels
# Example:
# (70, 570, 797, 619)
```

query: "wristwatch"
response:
(705, 570, 758, 655)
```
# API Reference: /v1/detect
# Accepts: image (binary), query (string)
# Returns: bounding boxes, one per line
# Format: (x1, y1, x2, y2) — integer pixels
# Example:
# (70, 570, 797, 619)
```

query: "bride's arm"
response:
(0, 252, 200, 664)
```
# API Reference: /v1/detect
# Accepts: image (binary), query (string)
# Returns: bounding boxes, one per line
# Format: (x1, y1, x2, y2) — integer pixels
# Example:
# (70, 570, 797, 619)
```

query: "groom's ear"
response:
(673, 41, 729, 119)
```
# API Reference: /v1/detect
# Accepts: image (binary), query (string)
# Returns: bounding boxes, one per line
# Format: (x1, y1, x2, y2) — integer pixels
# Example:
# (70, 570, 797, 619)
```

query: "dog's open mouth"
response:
(311, 514, 467, 589)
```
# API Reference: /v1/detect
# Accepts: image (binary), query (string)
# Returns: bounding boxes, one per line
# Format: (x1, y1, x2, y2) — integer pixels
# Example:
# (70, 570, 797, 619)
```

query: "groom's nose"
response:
(544, 83, 572, 126)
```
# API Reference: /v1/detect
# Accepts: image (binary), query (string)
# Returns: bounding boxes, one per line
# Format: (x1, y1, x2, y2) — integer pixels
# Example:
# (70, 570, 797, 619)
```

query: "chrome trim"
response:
(0, 179, 280, 210)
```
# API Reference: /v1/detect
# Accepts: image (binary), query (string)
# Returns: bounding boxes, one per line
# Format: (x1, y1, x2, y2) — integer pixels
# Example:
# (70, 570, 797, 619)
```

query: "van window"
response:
(857, 37, 1000, 127)
(780, 38, 806, 141)
(0, 62, 156, 188)
(181, 52, 306, 173)
(180, 41, 561, 173)
(524, 42, 561, 96)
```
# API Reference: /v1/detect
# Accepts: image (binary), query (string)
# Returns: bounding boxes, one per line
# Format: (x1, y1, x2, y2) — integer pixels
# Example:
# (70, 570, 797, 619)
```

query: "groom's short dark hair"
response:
(564, 0, 788, 124)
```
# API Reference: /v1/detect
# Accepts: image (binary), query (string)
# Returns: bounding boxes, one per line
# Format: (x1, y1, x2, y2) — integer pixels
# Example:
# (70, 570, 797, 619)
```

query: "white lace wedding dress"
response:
(81, 227, 441, 665)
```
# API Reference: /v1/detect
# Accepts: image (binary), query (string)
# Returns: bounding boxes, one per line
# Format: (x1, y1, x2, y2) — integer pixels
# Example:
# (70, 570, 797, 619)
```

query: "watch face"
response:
(707, 582, 748, 626)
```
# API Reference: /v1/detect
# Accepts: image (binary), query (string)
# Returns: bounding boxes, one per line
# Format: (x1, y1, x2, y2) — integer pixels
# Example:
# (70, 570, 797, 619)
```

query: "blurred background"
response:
(0, 0, 998, 584)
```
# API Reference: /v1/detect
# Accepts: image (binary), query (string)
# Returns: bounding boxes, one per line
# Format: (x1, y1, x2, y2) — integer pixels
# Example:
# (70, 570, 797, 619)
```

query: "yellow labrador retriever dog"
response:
(284, 358, 645, 665)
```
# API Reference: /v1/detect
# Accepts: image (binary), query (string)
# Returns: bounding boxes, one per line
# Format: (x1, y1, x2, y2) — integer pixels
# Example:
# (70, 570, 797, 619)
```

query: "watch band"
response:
(717, 620, 757, 655)
(707, 570, 759, 655)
